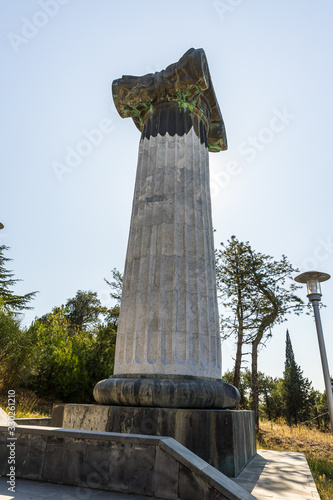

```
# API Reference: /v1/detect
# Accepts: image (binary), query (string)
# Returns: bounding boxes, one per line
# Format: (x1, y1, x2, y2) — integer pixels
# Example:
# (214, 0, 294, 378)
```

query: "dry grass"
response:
(0, 389, 54, 418)
(258, 419, 333, 500)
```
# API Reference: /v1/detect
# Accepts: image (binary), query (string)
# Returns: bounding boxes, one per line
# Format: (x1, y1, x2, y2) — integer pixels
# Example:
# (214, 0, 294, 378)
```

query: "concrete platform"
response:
(0, 477, 162, 499)
(232, 449, 320, 499)
(0, 448, 320, 500)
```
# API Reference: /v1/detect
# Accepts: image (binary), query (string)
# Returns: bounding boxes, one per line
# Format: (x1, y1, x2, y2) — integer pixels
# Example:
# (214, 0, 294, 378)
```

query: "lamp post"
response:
(295, 271, 333, 433)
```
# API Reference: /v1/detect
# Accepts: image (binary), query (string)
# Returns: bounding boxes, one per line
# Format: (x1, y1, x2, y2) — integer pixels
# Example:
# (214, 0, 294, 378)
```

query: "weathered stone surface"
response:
(232, 409, 256, 476)
(154, 447, 179, 500)
(15, 417, 52, 426)
(41, 436, 65, 483)
(179, 462, 210, 500)
(0, 432, 8, 475)
(23, 434, 46, 480)
(107, 442, 155, 496)
(83, 439, 111, 489)
(61, 438, 87, 485)
(56, 404, 256, 477)
(50, 404, 64, 427)
(93, 374, 240, 409)
(62, 402, 109, 431)
(14, 433, 29, 477)
(203, 464, 254, 500)
(112, 125, 222, 381)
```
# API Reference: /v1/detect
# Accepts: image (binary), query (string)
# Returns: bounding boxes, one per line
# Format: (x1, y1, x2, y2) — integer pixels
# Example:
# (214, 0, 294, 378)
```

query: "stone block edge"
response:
(159, 437, 256, 500)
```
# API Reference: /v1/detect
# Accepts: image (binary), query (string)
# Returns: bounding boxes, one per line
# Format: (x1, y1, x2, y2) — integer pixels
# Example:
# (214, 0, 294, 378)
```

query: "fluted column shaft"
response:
(114, 103, 221, 378)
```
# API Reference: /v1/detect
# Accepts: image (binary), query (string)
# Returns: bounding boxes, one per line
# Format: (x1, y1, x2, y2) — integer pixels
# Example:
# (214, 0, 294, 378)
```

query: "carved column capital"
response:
(112, 48, 227, 152)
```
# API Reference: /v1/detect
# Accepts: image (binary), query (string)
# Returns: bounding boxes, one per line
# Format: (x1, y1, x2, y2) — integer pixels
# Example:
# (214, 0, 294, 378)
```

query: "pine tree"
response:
(216, 236, 304, 429)
(215, 237, 257, 389)
(283, 329, 311, 425)
(0, 245, 37, 313)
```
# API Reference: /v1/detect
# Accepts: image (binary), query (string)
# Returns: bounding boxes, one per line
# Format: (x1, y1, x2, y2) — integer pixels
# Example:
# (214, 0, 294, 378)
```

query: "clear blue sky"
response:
(1, 0, 333, 391)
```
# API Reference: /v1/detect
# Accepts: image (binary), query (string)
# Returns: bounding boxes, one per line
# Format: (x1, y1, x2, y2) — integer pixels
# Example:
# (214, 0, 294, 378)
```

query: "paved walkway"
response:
(233, 449, 320, 499)
(0, 449, 320, 499)
(0, 477, 162, 500)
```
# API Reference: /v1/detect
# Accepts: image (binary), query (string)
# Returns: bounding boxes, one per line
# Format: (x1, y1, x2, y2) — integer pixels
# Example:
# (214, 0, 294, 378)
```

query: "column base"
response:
(93, 374, 240, 409)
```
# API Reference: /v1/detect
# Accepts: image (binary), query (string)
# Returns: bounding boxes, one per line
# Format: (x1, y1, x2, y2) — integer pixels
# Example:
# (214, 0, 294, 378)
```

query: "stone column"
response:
(94, 48, 240, 409)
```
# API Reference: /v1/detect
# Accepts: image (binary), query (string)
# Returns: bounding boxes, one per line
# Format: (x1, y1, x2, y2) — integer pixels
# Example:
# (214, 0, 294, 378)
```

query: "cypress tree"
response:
(283, 329, 311, 425)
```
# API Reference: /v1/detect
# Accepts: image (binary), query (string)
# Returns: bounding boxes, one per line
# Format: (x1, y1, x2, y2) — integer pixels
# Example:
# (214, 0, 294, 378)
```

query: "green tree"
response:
(26, 306, 116, 402)
(224, 369, 284, 420)
(305, 389, 326, 430)
(90, 323, 117, 378)
(104, 268, 123, 329)
(216, 236, 304, 429)
(265, 378, 285, 421)
(257, 373, 279, 421)
(0, 245, 37, 313)
(282, 329, 312, 425)
(104, 305, 120, 330)
(0, 303, 33, 390)
(223, 369, 251, 409)
(314, 387, 332, 431)
(65, 290, 105, 333)
(104, 268, 123, 303)
(216, 238, 257, 388)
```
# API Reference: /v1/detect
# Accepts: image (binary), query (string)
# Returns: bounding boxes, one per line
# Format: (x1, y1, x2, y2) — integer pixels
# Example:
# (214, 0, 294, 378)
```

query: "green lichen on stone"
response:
(112, 49, 227, 151)
(122, 102, 153, 127)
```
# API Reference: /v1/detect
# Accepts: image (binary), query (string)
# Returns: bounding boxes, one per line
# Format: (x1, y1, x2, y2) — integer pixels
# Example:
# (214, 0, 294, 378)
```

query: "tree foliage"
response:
(0, 281, 120, 401)
(216, 238, 257, 388)
(223, 368, 285, 419)
(0, 245, 37, 313)
(104, 268, 123, 328)
(64, 290, 105, 334)
(104, 268, 123, 304)
(0, 303, 33, 390)
(26, 306, 116, 402)
(283, 330, 313, 425)
(223, 367, 330, 430)
(216, 236, 304, 429)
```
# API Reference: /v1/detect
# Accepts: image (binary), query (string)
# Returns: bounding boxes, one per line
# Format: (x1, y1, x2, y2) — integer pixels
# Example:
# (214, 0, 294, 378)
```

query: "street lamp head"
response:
(0, 223, 3, 230)
(295, 271, 331, 300)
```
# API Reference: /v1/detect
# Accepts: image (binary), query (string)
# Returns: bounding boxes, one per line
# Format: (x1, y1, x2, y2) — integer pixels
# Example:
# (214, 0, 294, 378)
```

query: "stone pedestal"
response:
(94, 48, 239, 409)
(53, 404, 256, 478)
